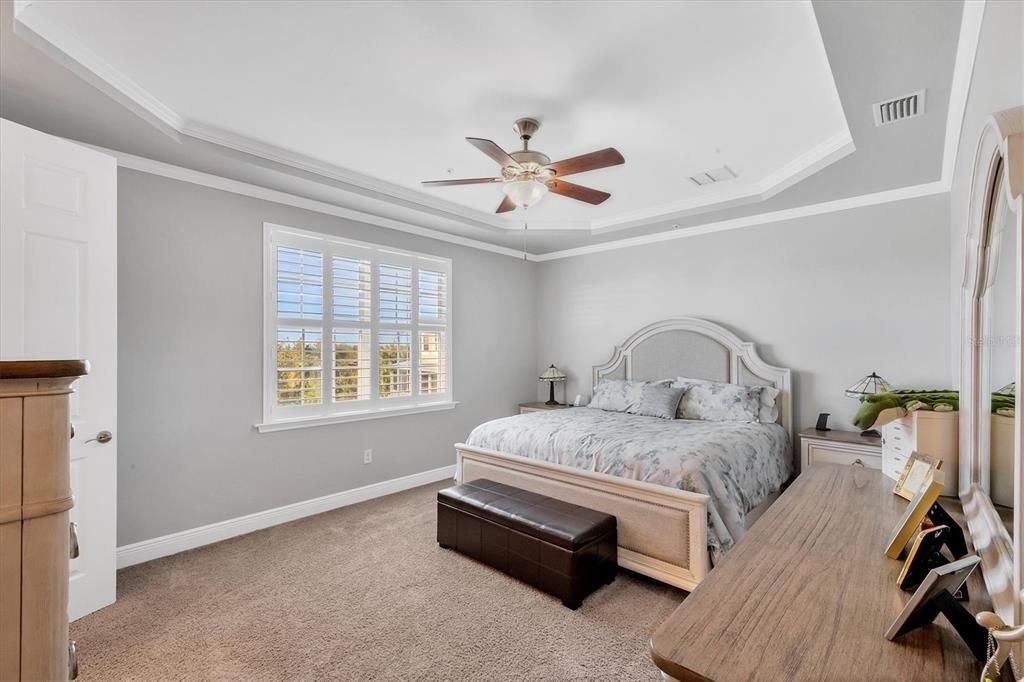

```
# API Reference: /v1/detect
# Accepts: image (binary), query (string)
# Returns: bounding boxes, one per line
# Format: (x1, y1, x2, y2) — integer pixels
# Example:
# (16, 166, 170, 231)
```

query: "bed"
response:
(454, 318, 793, 591)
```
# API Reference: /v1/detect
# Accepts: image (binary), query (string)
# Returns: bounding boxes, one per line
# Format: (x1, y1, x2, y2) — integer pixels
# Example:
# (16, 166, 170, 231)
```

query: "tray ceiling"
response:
(13, 0, 852, 232)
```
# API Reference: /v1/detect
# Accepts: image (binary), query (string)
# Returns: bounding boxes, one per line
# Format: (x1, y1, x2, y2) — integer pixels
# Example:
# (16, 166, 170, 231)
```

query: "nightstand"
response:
(519, 402, 573, 414)
(799, 427, 882, 471)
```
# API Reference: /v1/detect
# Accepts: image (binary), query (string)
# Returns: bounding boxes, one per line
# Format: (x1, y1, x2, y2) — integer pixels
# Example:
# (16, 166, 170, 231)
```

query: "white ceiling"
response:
(16, 0, 851, 231)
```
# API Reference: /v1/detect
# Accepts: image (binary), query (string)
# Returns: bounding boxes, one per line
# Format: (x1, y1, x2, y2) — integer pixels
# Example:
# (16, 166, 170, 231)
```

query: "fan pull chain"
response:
(522, 207, 529, 261)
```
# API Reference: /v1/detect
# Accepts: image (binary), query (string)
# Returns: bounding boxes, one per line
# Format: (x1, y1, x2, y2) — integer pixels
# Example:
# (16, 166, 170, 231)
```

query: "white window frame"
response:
(258, 222, 455, 432)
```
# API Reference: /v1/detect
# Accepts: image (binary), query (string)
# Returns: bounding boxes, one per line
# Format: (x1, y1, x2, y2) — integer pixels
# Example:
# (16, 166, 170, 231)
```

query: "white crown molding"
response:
(941, 0, 986, 185)
(85, 141, 951, 265)
(537, 0, 984, 259)
(533, 180, 950, 261)
(592, 130, 855, 233)
(86, 142, 534, 260)
(24, 0, 982, 261)
(10, 1, 524, 231)
(756, 131, 855, 202)
(179, 119, 521, 233)
(14, 1, 855, 234)
(116, 464, 456, 568)
(11, 1, 184, 139)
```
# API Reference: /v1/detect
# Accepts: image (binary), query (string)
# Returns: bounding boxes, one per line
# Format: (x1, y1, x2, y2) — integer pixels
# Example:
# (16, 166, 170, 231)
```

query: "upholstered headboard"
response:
(592, 318, 792, 436)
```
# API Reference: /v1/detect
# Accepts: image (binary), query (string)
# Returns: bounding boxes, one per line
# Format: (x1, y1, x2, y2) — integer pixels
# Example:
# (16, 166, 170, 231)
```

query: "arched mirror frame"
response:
(960, 106, 1024, 626)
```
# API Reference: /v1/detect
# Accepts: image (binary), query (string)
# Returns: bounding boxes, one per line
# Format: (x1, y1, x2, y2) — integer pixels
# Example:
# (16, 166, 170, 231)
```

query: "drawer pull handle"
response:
(853, 458, 865, 467)
(68, 641, 78, 680)
(69, 522, 80, 559)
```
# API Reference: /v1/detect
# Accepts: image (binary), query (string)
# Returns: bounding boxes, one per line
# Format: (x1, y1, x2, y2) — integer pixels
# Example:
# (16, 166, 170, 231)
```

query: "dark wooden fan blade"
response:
(466, 137, 522, 169)
(547, 179, 611, 205)
(496, 195, 517, 213)
(421, 177, 501, 187)
(546, 148, 624, 177)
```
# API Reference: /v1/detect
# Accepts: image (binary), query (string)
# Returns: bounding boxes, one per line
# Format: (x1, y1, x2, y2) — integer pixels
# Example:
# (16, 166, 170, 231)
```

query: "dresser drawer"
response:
(883, 451, 908, 480)
(881, 436, 910, 481)
(803, 441, 882, 470)
(886, 418, 910, 436)
(883, 432, 910, 454)
(880, 436, 913, 456)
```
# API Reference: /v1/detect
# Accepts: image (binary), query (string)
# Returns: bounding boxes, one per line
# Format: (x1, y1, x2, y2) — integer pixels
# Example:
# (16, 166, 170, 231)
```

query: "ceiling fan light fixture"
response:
(422, 119, 623, 213)
(502, 178, 548, 208)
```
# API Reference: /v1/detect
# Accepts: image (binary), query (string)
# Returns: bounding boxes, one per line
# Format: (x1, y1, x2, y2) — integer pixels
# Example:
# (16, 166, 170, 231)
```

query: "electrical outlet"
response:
(363, 449, 373, 464)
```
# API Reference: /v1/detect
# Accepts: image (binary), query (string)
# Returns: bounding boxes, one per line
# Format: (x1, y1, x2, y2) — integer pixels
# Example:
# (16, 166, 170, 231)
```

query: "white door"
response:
(0, 118, 117, 621)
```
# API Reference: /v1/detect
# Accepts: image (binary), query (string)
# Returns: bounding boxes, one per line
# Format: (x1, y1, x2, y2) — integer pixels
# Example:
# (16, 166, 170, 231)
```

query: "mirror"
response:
(985, 171, 1017, 513)
(960, 107, 1024, 626)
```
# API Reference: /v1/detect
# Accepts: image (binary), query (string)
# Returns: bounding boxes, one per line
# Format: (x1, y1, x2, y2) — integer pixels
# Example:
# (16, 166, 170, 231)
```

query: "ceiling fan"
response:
(422, 118, 625, 213)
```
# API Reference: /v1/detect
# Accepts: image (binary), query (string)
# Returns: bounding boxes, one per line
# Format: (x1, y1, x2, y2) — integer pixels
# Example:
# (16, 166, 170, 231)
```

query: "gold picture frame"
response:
(892, 451, 943, 501)
(885, 469, 946, 559)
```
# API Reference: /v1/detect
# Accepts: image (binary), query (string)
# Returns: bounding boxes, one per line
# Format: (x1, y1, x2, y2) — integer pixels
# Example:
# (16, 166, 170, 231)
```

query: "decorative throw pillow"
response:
(758, 386, 781, 424)
(673, 377, 762, 422)
(588, 379, 648, 413)
(627, 384, 686, 420)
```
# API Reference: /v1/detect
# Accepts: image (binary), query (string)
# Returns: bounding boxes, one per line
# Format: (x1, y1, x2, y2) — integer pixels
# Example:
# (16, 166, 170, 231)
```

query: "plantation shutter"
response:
(274, 245, 324, 408)
(378, 262, 413, 399)
(418, 267, 448, 395)
(266, 224, 452, 424)
(331, 253, 371, 403)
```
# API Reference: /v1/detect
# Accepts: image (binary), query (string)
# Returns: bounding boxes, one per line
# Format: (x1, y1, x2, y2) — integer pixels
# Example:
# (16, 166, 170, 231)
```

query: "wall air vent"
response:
(689, 165, 737, 187)
(873, 89, 926, 126)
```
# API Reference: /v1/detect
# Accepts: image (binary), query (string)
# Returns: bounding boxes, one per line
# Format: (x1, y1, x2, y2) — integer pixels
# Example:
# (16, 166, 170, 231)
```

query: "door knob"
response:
(85, 430, 112, 444)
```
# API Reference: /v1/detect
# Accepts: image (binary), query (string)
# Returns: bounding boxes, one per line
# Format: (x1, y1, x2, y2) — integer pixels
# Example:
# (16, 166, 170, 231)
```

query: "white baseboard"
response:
(116, 464, 456, 569)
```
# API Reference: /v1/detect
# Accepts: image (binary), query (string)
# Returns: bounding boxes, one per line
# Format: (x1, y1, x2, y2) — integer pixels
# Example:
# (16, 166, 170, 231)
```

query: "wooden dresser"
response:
(0, 360, 87, 681)
(650, 465, 988, 681)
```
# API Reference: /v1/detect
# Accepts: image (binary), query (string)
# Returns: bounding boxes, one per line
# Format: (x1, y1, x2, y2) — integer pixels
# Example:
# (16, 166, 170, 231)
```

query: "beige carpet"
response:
(71, 481, 685, 681)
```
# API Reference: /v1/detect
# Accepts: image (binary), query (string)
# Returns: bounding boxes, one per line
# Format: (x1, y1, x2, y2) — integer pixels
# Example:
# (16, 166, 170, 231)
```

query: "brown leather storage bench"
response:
(437, 479, 617, 609)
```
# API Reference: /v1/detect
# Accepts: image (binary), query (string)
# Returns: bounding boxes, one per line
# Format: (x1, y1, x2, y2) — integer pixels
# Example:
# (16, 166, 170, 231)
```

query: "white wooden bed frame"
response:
(454, 318, 792, 592)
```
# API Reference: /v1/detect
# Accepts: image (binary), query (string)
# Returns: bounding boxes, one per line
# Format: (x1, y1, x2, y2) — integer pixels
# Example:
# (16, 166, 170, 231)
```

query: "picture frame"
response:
(886, 554, 980, 639)
(896, 525, 952, 591)
(884, 555, 985, 660)
(885, 469, 946, 559)
(892, 451, 942, 501)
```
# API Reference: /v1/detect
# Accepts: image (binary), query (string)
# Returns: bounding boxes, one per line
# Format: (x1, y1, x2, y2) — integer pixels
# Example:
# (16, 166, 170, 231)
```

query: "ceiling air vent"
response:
(689, 165, 737, 187)
(873, 89, 926, 126)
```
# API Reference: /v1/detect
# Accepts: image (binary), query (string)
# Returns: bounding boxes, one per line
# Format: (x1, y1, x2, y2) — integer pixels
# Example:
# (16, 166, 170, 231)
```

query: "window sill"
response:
(255, 401, 459, 433)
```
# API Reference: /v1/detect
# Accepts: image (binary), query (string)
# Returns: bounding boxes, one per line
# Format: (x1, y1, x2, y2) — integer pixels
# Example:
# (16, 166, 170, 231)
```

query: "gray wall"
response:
(119, 172, 956, 546)
(535, 194, 952, 434)
(117, 169, 538, 545)
(948, 0, 1024, 386)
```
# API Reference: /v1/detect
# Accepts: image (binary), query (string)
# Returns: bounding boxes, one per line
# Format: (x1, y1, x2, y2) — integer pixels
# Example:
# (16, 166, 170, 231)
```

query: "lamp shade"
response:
(844, 371, 892, 398)
(503, 179, 548, 208)
(539, 364, 567, 382)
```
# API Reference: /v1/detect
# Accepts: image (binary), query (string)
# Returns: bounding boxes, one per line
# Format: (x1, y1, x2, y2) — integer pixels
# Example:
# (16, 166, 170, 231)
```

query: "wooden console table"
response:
(650, 465, 987, 681)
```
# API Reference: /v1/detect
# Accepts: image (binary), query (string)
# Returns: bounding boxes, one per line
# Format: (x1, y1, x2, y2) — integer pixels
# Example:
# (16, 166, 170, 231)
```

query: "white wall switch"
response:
(363, 449, 373, 464)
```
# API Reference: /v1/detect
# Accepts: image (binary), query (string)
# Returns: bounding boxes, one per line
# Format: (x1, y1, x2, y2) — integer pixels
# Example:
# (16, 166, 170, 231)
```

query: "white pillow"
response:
(588, 379, 673, 413)
(673, 377, 779, 423)
(628, 384, 686, 420)
(758, 386, 781, 424)
(588, 379, 647, 413)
